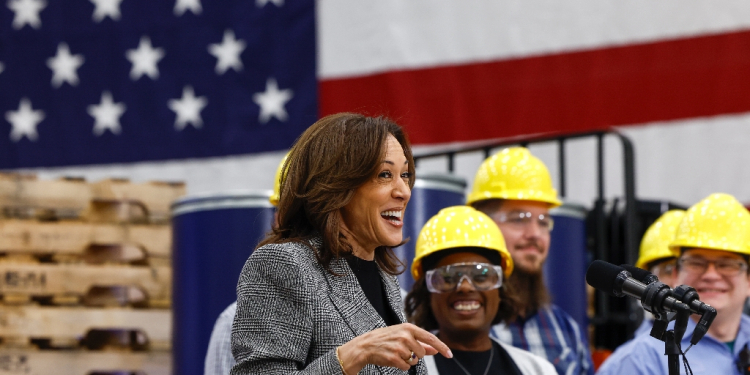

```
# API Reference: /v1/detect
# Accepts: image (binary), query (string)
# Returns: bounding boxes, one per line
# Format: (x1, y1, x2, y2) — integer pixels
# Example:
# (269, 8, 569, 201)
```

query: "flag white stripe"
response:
(319, 0, 750, 78)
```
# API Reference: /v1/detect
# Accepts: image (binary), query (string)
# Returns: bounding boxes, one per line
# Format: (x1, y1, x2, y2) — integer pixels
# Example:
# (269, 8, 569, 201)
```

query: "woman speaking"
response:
(231, 113, 451, 374)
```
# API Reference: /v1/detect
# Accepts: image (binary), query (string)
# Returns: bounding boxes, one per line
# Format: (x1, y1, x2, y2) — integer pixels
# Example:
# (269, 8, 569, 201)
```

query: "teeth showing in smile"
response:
(381, 210, 402, 224)
(453, 301, 481, 311)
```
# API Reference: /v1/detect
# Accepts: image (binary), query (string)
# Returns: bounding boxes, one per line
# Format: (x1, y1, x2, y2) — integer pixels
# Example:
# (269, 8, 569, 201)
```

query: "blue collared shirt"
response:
(491, 304, 594, 375)
(597, 314, 750, 375)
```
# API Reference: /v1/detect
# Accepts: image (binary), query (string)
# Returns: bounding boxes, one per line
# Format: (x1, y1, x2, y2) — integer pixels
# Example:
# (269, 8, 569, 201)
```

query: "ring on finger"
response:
(405, 351, 417, 363)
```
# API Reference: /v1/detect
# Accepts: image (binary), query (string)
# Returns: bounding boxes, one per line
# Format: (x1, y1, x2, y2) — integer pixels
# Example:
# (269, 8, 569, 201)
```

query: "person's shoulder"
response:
(219, 301, 237, 319)
(545, 304, 581, 327)
(597, 334, 664, 374)
(250, 237, 319, 265)
(239, 238, 324, 288)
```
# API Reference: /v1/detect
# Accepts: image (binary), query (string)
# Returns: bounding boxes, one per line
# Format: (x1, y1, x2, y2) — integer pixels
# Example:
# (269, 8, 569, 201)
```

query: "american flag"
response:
(0, 0, 317, 169)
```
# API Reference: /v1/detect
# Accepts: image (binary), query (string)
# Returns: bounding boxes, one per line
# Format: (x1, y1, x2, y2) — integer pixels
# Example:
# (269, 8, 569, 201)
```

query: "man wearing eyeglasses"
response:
(631, 209, 683, 336)
(467, 147, 594, 375)
(597, 193, 750, 375)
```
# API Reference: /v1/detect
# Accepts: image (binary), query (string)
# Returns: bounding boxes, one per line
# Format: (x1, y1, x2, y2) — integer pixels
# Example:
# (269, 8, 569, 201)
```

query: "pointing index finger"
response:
(409, 325, 452, 358)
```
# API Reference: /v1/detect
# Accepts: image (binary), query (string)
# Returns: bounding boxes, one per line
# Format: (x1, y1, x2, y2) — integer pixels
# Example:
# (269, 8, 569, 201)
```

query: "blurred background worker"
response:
(406, 206, 556, 375)
(203, 154, 288, 375)
(632, 209, 684, 337)
(597, 193, 750, 375)
(467, 147, 594, 375)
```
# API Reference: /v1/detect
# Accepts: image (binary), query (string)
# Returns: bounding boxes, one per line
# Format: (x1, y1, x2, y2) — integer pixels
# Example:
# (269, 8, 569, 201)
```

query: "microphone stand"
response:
(649, 304, 690, 375)
(642, 281, 691, 375)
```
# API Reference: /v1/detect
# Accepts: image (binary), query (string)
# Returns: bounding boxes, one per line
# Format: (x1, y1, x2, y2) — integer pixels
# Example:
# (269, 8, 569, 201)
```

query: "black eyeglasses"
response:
(678, 257, 748, 277)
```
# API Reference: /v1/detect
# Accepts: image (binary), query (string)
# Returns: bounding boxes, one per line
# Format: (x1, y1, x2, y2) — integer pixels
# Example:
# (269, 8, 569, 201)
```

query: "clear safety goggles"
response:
(491, 211, 554, 232)
(425, 262, 504, 294)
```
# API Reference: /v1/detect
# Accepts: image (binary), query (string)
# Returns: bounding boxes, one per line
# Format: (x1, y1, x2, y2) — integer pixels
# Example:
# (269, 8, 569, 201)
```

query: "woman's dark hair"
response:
(405, 248, 518, 330)
(257, 113, 415, 275)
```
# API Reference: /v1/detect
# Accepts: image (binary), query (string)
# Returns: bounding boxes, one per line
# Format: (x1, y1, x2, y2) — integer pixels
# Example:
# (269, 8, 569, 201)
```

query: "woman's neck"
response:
(351, 246, 375, 260)
(438, 330, 492, 351)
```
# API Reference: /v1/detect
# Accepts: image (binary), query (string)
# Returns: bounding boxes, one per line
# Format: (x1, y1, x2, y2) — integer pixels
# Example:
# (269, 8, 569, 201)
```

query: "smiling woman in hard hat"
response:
(405, 206, 556, 375)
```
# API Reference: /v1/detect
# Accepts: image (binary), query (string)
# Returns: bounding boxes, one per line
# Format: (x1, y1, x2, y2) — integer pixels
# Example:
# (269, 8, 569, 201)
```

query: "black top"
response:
(346, 256, 401, 327)
(433, 340, 523, 375)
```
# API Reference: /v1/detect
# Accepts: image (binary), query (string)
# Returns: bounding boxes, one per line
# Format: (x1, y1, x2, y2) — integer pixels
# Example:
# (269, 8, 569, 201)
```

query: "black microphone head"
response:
(621, 264, 658, 284)
(586, 260, 628, 296)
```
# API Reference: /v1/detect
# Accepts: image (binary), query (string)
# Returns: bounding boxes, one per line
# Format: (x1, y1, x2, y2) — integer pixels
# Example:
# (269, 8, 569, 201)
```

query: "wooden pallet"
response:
(89, 179, 185, 224)
(0, 220, 170, 259)
(0, 349, 170, 375)
(0, 263, 171, 307)
(0, 306, 171, 350)
(0, 174, 185, 224)
(0, 175, 91, 220)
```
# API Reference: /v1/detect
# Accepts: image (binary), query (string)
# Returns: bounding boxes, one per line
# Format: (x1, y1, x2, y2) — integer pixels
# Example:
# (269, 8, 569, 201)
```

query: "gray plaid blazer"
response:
(231, 237, 426, 375)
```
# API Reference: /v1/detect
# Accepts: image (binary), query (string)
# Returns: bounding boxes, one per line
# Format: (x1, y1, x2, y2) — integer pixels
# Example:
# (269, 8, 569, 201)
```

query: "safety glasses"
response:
(425, 262, 503, 293)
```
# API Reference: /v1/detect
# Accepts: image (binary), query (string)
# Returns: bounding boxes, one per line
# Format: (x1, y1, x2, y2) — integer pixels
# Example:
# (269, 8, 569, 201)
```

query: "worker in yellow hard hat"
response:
(405, 206, 556, 374)
(467, 147, 593, 375)
(607, 209, 686, 349)
(635, 210, 685, 288)
(598, 193, 750, 375)
(204, 152, 288, 375)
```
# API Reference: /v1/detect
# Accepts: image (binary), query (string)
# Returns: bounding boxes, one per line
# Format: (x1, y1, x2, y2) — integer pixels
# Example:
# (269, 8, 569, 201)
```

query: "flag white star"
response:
(253, 78, 293, 124)
(126, 36, 165, 81)
(47, 43, 85, 88)
(208, 29, 246, 75)
(6, 98, 44, 142)
(88, 91, 126, 136)
(7, 0, 47, 30)
(90, 0, 123, 22)
(168, 86, 208, 131)
(256, 0, 283, 7)
(174, 0, 201, 16)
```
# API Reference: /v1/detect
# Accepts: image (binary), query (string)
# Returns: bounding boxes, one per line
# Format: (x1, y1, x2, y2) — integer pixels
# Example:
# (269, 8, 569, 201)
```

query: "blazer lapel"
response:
(325, 256, 387, 338)
(379, 270, 429, 375)
(379, 269, 407, 323)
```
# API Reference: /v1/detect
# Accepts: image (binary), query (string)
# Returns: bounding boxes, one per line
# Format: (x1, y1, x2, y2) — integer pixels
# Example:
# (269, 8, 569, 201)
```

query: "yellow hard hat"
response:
(669, 193, 750, 256)
(411, 206, 514, 280)
(269, 153, 289, 207)
(467, 147, 562, 207)
(636, 210, 684, 269)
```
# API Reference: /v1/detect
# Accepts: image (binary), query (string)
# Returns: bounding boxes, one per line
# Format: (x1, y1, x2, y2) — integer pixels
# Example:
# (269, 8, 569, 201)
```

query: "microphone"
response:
(672, 284, 717, 345)
(586, 260, 689, 316)
(621, 264, 659, 285)
(624, 264, 717, 345)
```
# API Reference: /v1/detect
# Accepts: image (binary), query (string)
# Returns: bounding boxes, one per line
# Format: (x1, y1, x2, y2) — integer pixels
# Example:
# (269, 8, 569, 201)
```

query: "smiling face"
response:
(429, 252, 501, 341)
(676, 248, 750, 317)
(340, 134, 411, 258)
(490, 200, 551, 273)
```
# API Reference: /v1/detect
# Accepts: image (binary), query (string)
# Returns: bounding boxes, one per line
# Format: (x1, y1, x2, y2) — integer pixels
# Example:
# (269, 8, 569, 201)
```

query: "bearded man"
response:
(468, 147, 594, 375)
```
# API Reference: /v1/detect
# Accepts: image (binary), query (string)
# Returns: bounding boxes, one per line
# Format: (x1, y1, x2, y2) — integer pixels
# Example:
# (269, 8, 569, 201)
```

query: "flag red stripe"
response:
(319, 29, 750, 144)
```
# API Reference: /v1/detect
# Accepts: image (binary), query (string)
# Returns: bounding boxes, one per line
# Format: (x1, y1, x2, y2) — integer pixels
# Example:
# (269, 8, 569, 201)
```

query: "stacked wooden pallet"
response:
(0, 173, 184, 375)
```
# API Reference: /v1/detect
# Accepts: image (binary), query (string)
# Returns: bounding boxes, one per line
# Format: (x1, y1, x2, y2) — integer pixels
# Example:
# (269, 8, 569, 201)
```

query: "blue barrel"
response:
(395, 173, 467, 291)
(171, 191, 275, 375)
(544, 203, 589, 331)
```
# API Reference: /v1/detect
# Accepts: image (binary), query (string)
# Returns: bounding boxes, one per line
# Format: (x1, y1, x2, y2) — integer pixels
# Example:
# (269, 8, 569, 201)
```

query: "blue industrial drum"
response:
(544, 203, 589, 331)
(395, 173, 466, 291)
(171, 191, 275, 375)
